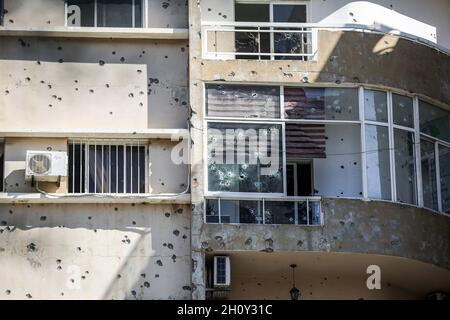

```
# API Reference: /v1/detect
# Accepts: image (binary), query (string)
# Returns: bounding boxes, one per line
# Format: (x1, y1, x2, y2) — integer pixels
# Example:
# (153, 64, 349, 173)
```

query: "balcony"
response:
(205, 196, 322, 226)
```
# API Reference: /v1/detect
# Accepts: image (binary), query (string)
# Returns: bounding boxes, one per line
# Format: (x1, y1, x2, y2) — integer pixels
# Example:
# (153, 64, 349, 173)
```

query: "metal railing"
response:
(205, 196, 322, 226)
(202, 21, 317, 60)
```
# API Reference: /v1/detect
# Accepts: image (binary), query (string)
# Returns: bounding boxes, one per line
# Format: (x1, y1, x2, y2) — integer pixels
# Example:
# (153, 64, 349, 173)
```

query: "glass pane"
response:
(205, 199, 220, 223)
(420, 101, 450, 143)
(206, 84, 280, 118)
(67, 0, 95, 27)
(421, 139, 438, 211)
(264, 201, 295, 224)
(284, 87, 359, 121)
(439, 145, 450, 214)
(309, 201, 321, 225)
(393, 94, 414, 128)
(273, 5, 307, 23)
(365, 125, 391, 200)
(98, 0, 135, 28)
(207, 123, 283, 193)
(286, 164, 295, 196)
(314, 124, 363, 198)
(235, 3, 270, 60)
(365, 90, 388, 122)
(394, 130, 416, 205)
(220, 200, 262, 224)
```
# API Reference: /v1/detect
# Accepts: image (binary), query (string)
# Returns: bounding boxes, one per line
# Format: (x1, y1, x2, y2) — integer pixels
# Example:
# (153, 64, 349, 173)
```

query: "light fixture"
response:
(289, 264, 300, 300)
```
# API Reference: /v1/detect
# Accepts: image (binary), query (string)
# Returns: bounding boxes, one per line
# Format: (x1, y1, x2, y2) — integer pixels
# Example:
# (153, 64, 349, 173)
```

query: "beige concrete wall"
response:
(3, 138, 68, 193)
(0, 36, 189, 130)
(0, 203, 191, 300)
(3, 0, 188, 29)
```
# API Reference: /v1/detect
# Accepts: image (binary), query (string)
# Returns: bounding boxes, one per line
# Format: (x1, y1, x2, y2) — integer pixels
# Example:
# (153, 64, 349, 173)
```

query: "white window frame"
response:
(65, 0, 146, 28)
(213, 256, 231, 287)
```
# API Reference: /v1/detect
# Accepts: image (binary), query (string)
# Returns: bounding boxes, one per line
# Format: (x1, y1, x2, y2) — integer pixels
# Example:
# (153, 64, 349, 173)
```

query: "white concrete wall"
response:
(0, 203, 191, 300)
(200, 0, 450, 50)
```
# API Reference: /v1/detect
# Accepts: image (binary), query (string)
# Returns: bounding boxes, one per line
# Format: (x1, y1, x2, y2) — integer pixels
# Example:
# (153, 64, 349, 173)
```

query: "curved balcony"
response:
(200, 197, 450, 270)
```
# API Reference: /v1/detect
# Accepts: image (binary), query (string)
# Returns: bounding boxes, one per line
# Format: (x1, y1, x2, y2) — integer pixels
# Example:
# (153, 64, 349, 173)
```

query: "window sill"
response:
(0, 26, 189, 40)
(0, 193, 191, 204)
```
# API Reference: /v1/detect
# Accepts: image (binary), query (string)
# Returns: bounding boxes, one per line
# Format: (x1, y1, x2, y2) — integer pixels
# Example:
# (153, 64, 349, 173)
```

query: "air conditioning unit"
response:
(213, 256, 231, 287)
(25, 151, 68, 182)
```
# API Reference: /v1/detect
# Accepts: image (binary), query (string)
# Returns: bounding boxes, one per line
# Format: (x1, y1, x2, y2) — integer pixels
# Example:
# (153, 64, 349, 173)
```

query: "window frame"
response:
(0, 0, 4, 26)
(68, 139, 149, 194)
(204, 81, 450, 216)
(65, 0, 146, 28)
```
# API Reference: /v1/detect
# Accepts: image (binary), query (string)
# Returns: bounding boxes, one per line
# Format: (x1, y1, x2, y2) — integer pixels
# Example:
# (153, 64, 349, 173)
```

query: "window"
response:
(287, 162, 313, 197)
(421, 139, 438, 211)
(420, 100, 450, 143)
(66, 0, 143, 28)
(234, 1, 309, 60)
(68, 141, 147, 194)
(0, 142, 3, 192)
(207, 122, 284, 194)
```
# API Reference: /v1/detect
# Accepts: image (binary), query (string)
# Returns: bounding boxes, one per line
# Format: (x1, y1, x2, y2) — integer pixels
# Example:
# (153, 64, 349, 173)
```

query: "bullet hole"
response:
(341, 165, 345, 169)
(176, 208, 183, 214)
(163, 243, 167, 247)
(18, 39, 26, 47)
(144, 282, 150, 288)
(57, 266, 62, 270)
(26, 294, 32, 299)
(149, 78, 159, 84)
(9, 210, 13, 215)
(99, 60, 105, 66)
(52, 95, 57, 99)
(173, 230, 180, 236)
(162, 2, 169, 9)
(223, 15, 227, 19)
(60, 293, 64, 296)
(140, 273, 146, 278)
(112, 51, 116, 55)
(182, 235, 187, 240)
(164, 55, 168, 59)
(9, 19, 14, 24)
(114, 207, 118, 211)
(88, 216, 92, 220)
(165, 212, 170, 218)
(57, 46, 62, 51)
(48, 84, 52, 89)
(340, 138, 344, 142)
(131, 290, 136, 296)
(215, 236, 223, 242)
(171, 255, 177, 262)
(155, 274, 160, 278)
(156, 260, 163, 266)
(335, 79, 342, 84)
(201, 241, 209, 249)
(26, 243, 37, 252)
(250, 70, 257, 75)
(117, 274, 122, 278)
(183, 286, 191, 291)
(122, 236, 131, 244)
(5, 290, 11, 295)
(137, 69, 142, 74)
(5, 90, 9, 95)
(74, 80, 78, 83)
(387, 282, 392, 287)
(128, 93, 134, 98)
(120, 57, 125, 62)
(139, 102, 144, 107)
(89, 89, 94, 93)
(297, 240, 304, 247)
(56, 259, 61, 264)
(58, 59, 64, 63)
(25, 77, 31, 82)
(132, 221, 136, 225)
(40, 216, 47, 221)
(168, 243, 174, 250)
(77, 247, 82, 251)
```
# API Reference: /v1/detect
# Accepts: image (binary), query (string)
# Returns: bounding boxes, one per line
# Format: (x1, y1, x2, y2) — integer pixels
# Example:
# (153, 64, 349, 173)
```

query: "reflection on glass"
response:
(439, 145, 450, 214)
(265, 201, 295, 224)
(284, 87, 359, 121)
(421, 139, 438, 211)
(207, 123, 284, 193)
(206, 84, 280, 118)
(365, 125, 391, 200)
(420, 101, 450, 143)
(205, 199, 220, 223)
(220, 200, 262, 224)
(365, 90, 388, 122)
(393, 94, 414, 128)
(97, 0, 141, 28)
(394, 130, 416, 204)
(308, 201, 321, 225)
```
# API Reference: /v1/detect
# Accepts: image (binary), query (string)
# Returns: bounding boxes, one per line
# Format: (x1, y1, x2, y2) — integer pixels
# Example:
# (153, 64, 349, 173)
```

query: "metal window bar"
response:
(68, 141, 147, 194)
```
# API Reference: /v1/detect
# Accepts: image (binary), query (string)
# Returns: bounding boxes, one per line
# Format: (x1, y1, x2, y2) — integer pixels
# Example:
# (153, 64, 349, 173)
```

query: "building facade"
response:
(0, 0, 449, 300)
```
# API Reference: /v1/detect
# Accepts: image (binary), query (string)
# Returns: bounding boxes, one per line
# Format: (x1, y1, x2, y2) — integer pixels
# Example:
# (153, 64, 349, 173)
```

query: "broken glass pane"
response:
(421, 139, 438, 211)
(394, 129, 417, 205)
(264, 201, 295, 224)
(220, 200, 262, 224)
(365, 90, 388, 122)
(393, 94, 414, 128)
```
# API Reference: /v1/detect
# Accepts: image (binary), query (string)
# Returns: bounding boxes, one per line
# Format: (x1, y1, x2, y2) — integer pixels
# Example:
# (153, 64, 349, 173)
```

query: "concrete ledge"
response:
(0, 26, 189, 40)
(0, 193, 191, 204)
(198, 198, 450, 270)
(0, 129, 188, 140)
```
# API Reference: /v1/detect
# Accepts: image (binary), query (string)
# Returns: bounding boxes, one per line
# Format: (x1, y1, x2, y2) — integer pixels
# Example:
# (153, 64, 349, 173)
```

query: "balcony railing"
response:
(202, 21, 317, 61)
(205, 196, 322, 226)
